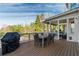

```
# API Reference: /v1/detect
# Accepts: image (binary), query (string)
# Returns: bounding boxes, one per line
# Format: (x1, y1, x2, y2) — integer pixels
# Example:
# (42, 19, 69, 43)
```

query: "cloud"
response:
(0, 3, 66, 14)
(0, 3, 66, 26)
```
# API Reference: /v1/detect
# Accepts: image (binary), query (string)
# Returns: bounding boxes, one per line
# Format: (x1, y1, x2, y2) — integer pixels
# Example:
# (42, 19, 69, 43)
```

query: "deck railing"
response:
(20, 32, 43, 43)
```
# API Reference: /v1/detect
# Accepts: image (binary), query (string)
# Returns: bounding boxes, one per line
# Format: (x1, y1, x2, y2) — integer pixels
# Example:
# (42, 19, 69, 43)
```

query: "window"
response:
(71, 23, 74, 33)
(70, 3, 78, 9)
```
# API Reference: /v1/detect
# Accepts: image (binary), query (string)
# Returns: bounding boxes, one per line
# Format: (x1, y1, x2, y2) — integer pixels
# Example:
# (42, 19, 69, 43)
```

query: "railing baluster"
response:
(28, 33, 30, 41)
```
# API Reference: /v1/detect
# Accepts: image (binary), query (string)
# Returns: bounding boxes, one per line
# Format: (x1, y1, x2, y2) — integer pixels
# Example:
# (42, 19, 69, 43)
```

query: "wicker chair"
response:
(34, 33, 49, 47)
(47, 33, 54, 44)
(34, 34, 39, 46)
(51, 33, 55, 43)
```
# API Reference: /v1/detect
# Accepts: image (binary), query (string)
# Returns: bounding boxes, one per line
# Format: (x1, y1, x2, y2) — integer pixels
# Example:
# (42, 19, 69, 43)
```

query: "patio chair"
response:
(34, 34, 42, 47)
(47, 33, 51, 45)
(48, 33, 54, 44)
(51, 33, 55, 43)
(43, 33, 49, 47)
(34, 33, 48, 47)
(34, 33, 39, 46)
(43, 37, 49, 47)
(38, 33, 48, 47)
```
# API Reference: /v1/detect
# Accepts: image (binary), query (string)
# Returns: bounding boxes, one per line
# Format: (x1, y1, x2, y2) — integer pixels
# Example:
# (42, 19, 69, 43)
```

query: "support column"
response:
(67, 19, 69, 41)
(58, 20, 60, 40)
(74, 17, 79, 43)
(42, 22, 44, 33)
(47, 24, 49, 32)
(48, 22, 50, 32)
(49, 21, 52, 32)
(74, 17, 78, 42)
(48, 22, 51, 32)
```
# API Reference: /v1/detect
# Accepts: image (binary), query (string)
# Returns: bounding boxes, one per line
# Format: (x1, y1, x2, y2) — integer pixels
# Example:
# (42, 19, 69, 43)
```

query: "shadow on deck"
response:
(5, 40, 79, 56)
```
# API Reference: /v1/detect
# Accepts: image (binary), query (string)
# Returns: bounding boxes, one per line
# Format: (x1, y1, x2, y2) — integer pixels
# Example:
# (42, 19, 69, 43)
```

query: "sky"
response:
(0, 3, 66, 28)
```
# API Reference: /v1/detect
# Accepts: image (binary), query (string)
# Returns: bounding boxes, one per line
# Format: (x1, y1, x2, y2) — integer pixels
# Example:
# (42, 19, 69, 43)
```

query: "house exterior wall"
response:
(53, 11, 78, 42)
(63, 12, 78, 43)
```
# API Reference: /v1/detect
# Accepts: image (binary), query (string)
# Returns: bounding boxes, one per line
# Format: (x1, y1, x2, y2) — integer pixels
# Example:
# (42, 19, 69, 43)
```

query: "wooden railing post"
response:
(28, 33, 30, 41)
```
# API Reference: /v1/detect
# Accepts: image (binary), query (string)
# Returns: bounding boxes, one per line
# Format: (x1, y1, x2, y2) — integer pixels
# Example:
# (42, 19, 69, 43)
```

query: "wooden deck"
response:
(5, 40, 79, 56)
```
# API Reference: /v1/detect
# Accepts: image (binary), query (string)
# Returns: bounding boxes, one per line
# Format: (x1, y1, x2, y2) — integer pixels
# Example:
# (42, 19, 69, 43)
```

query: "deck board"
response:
(5, 40, 79, 56)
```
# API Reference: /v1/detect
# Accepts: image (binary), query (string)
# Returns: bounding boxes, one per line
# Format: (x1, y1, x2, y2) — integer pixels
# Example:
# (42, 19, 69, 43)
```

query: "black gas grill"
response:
(1, 32, 20, 55)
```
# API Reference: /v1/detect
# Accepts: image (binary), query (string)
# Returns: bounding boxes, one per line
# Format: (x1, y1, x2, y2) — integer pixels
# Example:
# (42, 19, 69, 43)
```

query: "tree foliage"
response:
(9, 25, 23, 33)
(32, 14, 45, 32)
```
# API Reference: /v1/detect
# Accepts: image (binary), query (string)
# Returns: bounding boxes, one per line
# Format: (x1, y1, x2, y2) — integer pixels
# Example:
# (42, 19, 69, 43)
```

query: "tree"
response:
(31, 14, 46, 32)
(9, 25, 23, 33)
(32, 15, 42, 32)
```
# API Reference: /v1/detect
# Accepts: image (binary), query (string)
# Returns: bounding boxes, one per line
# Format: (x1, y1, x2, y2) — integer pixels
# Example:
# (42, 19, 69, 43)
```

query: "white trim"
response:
(45, 7, 78, 21)
(57, 20, 59, 40)
(67, 19, 69, 41)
